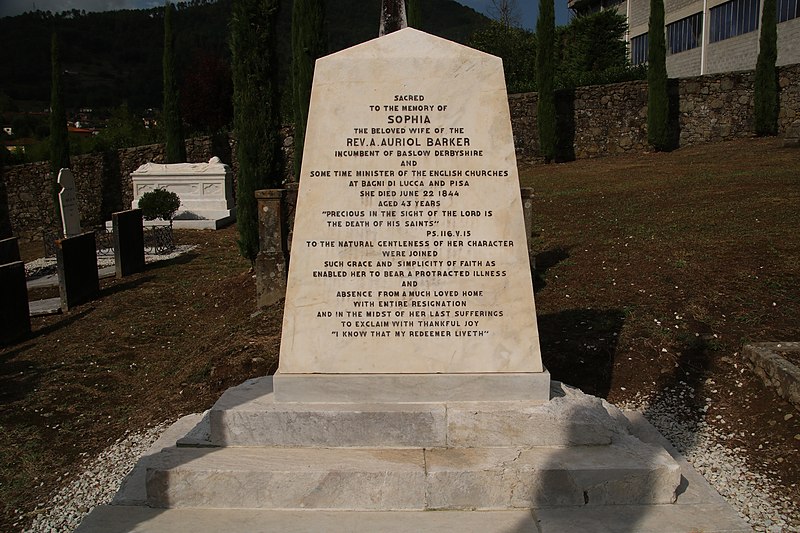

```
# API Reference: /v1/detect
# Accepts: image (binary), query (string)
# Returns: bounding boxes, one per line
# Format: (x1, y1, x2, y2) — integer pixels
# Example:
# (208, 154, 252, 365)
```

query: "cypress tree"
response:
(407, 0, 422, 29)
(292, 0, 326, 181)
(0, 151, 11, 239)
(50, 31, 70, 228)
(536, 0, 556, 162)
(647, 0, 670, 151)
(754, 0, 778, 136)
(231, 0, 282, 263)
(163, 1, 186, 163)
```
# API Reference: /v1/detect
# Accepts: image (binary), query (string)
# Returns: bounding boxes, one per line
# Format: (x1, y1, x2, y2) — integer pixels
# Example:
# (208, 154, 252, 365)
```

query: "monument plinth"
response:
(278, 28, 547, 401)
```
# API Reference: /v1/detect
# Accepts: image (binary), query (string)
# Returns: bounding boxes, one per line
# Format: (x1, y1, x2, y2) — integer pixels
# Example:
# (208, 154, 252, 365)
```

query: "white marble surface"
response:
(280, 28, 543, 375)
(58, 168, 82, 237)
(131, 157, 235, 225)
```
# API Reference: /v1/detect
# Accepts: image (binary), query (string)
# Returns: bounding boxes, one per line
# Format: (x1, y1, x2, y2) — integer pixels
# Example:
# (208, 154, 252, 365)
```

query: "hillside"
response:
(0, 0, 490, 111)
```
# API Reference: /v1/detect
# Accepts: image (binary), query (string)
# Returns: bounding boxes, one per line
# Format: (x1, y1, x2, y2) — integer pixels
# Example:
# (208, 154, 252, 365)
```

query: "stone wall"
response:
(2, 63, 798, 239)
(3, 138, 217, 241)
(509, 62, 800, 163)
(2, 129, 296, 241)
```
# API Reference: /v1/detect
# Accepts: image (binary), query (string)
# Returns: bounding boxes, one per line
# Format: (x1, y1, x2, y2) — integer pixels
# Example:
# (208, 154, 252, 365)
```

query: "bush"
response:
(469, 21, 537, 94)
(138, 188, 181, 222)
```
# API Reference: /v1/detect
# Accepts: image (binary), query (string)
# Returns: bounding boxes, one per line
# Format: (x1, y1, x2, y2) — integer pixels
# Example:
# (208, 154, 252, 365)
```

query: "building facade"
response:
(569, 0, 800, 77)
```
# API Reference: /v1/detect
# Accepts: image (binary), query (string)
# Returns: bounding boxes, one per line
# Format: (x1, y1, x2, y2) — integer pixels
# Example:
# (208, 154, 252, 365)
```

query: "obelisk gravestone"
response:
(277, 28, 547, 402)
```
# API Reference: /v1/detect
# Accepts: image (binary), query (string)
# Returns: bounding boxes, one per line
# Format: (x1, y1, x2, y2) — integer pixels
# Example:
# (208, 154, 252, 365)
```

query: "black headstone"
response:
(0, 261, 31, 344)
(0, 236, 21, 264)
(56, 232, 100, 312)
(113, 209, 145, 278)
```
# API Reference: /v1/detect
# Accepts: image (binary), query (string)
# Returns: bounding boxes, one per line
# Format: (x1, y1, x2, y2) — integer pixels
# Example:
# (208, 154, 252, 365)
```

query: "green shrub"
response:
(138, 188, 181, 222)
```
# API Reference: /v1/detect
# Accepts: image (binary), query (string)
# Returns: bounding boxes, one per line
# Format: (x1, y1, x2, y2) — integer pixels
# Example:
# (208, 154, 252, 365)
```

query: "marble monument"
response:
(130, 157, 235, 229)
(279, 29, 546, 400)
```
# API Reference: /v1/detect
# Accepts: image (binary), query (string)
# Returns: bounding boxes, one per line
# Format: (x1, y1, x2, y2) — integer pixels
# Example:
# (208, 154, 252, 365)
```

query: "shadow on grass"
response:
(143, 252, 200, 272)
(32, 308, 95, 338)
(99, 276, 155, 299)
(0, 351, 39, 403)
(539, 308, 624, 399)
(533, 246, 571, 293)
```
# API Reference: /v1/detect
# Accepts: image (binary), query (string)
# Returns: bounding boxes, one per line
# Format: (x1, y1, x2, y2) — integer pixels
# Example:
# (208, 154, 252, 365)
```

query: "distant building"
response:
(568, 0, 800, 77)
(2, 137, 36, 154)
(67, 125, 99, 137)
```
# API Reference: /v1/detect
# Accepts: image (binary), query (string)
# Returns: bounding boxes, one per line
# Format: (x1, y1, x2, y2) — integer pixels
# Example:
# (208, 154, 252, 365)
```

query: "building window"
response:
(667, 13, 703, 54)
(710, 0, 760, 42)
(778, 0, 798, 22)
(631, 33, 649, 65)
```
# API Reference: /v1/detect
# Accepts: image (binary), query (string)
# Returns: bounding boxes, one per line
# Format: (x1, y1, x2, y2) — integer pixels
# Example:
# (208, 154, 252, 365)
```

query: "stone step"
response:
(145, 439, 680, 510)
(75, 507, 540, 533)
(75, 504, 752, 533)
(207, 376, 631, 448)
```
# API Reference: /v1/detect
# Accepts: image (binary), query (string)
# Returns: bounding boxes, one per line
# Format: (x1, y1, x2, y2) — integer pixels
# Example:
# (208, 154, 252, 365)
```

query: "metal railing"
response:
(42, 224, 175, 258)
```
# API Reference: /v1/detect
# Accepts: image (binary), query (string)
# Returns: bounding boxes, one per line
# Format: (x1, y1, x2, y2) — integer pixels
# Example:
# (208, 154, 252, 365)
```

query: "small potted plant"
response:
(138, 188, 181, 226)
(137, 188, 181, 253)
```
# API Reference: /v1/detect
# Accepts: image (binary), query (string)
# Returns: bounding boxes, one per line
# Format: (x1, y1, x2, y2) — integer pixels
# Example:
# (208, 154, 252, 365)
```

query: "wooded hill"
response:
(0, 0, 490, 111)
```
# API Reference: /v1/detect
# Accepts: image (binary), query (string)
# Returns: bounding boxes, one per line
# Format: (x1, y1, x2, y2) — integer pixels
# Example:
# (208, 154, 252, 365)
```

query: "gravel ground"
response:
(21, 386, 799, 533)
(619, 383, 799, 533)
(23, 245, 198, 279)
(21, 422, 170, 533)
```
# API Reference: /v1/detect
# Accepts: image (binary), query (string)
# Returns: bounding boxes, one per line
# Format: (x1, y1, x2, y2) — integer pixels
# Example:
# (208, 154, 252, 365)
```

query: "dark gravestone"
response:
(56, 232, 100, 312)
(0, 261, 31, 344)
(113, 209, 145, 278)
(0, 236, 21, 264)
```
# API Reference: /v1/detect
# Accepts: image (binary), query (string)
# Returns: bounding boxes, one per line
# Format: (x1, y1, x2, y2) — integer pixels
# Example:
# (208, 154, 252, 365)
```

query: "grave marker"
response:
(113, 209, 146, 278)
(0, 236, 21, 264)
(58, 168, 82, 237)
(278, 29, 546, 400)
(0, 261, 30, 344)
(57, 232, 99, 311)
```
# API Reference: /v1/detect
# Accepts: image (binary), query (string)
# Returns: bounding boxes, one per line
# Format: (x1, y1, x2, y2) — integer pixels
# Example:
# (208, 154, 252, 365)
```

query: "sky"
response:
(0, 0, 572, 28)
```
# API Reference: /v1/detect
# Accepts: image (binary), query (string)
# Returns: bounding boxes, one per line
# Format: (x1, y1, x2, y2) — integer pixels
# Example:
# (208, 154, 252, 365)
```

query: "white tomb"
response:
(130, 157, 235, 229)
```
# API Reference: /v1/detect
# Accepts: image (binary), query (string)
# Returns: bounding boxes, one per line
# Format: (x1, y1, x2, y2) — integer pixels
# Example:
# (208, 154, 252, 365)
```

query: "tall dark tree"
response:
(163, 1, 186, 163)
(292, 0, 326, 181)
(406, 0, 422, 29)
(0, 152, 11, 239)
(231, 0, 282, 263)
(536, 0, 556, 162)
(647, 0, 670, 151)
(379, 0, 407, 35)
(754, 0, 778, 136)
(50, 31, 70, 228)
(49, 32, 70, 178)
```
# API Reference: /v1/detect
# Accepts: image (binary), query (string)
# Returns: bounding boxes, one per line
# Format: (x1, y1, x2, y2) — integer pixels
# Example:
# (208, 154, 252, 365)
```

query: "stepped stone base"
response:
(207, 375, 622, 448)
(145, 439, 678, 510)
(74, 380, 752, 532)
